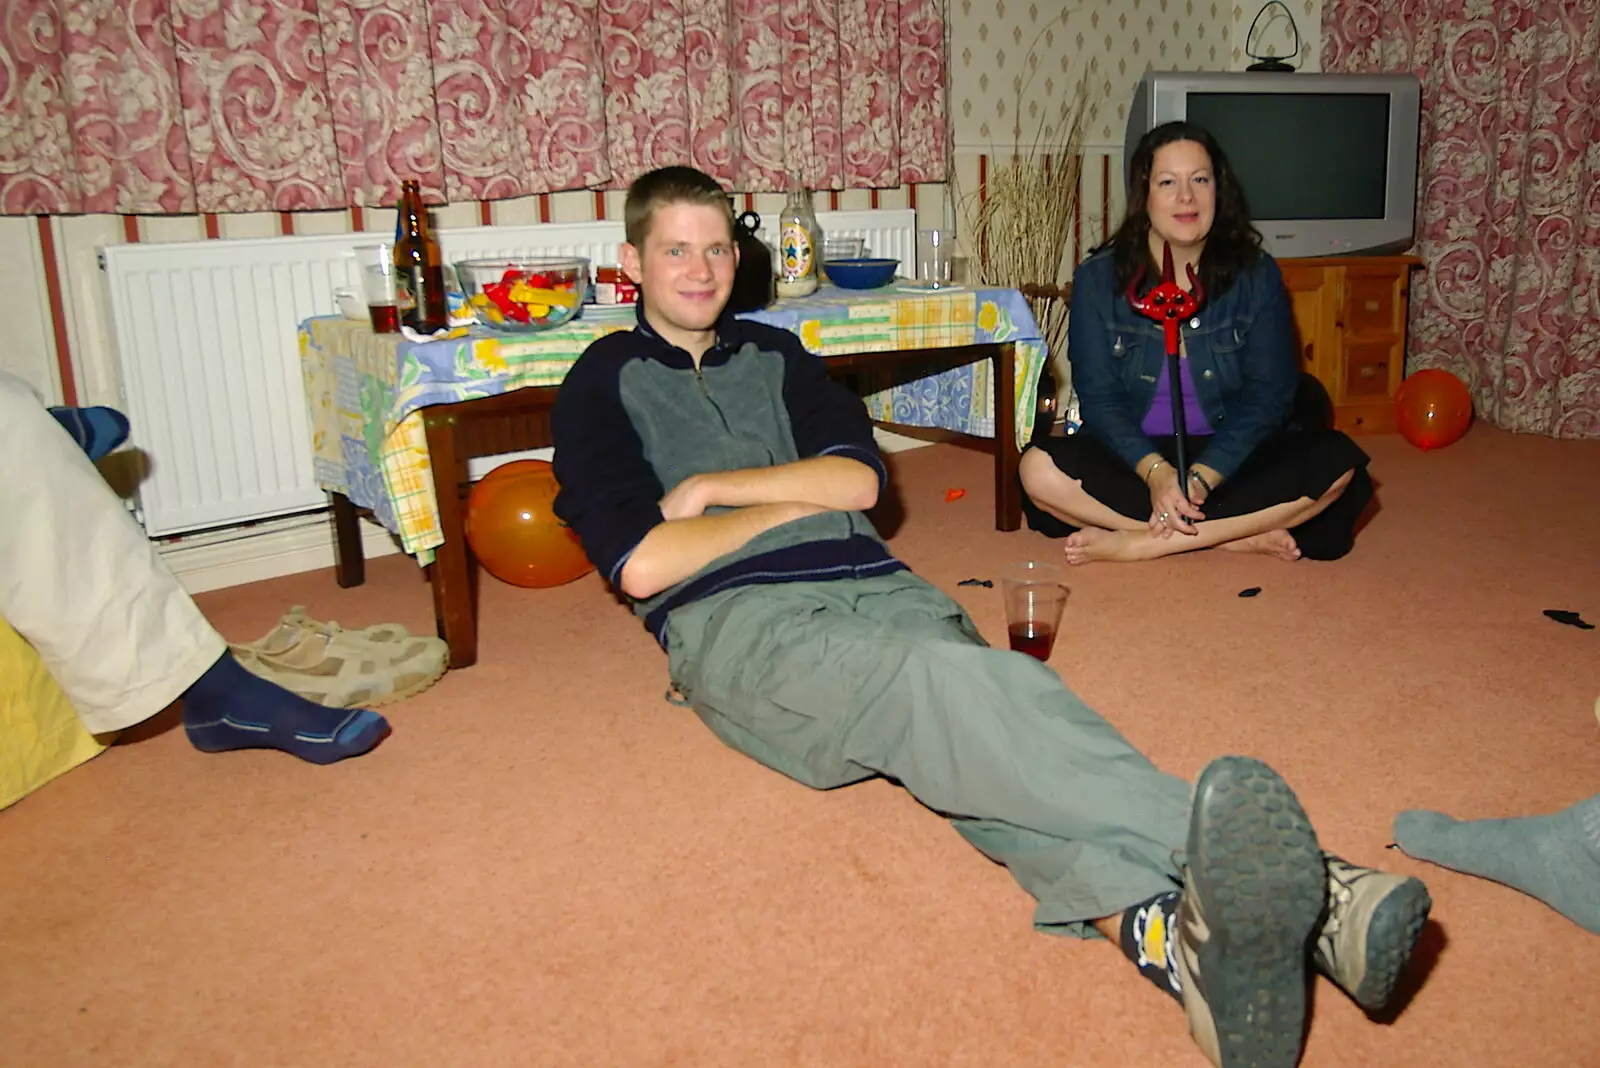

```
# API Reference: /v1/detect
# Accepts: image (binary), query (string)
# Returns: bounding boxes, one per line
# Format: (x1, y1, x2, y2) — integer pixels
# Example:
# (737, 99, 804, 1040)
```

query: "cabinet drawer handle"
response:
(1357, 362, 1386, 379)
(1364, 299, 1381, 312)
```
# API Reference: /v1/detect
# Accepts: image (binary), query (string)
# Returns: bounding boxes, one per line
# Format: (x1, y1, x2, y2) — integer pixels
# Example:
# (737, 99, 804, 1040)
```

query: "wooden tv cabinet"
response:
(1279, 255, 1424, 434)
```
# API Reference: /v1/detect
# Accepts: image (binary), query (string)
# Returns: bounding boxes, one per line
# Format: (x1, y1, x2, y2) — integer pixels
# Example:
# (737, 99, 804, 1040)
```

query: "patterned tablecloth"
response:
(299, 284, 1048, 561)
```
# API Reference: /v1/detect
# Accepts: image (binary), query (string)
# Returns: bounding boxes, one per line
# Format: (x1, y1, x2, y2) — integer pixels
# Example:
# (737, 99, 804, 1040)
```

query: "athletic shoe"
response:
(1171, 756, 1325, 1068)
(1313, 855, 1431, 1013)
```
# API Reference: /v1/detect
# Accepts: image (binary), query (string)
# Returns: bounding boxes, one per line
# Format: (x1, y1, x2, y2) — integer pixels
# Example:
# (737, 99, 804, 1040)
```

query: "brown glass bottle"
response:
(394, 179, 448, 333)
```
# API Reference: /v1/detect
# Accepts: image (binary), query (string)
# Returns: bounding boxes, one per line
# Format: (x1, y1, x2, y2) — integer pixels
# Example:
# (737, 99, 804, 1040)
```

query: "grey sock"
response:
(1393, 793, 1600, 934)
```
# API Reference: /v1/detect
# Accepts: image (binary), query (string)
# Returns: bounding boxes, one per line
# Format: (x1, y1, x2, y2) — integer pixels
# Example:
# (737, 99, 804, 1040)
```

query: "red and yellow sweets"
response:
(470, 267, 581, 327)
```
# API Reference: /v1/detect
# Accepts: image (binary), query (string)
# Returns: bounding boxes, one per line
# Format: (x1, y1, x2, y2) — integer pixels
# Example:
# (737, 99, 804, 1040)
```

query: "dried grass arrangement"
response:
(956, 127, 1087, 363)
(951, 12, 1097, 419)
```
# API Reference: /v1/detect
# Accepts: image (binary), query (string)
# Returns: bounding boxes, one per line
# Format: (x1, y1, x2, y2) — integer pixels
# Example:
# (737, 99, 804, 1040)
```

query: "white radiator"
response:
(100, 209, 917, 537)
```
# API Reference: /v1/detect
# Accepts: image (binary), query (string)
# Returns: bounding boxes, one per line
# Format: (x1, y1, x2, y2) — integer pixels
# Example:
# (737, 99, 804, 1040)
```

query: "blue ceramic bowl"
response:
(824, 257, 899, 290)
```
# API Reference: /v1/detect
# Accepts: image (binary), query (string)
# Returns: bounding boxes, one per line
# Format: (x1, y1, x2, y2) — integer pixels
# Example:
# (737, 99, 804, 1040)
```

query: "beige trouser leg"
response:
(0, 371, 225, 733)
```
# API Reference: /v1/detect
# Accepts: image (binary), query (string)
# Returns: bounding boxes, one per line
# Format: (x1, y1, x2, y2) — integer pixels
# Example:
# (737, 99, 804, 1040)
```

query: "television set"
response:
(1123, 71, 1422, 260)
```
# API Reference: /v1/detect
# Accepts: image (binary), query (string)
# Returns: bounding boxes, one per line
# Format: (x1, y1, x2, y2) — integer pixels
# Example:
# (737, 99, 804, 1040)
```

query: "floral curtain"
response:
(1323, 0, 1600, 439)
(0, 0, 946, 215)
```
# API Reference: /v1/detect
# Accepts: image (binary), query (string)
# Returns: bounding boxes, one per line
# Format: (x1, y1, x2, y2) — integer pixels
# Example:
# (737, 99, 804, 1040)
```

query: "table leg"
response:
(994, 342, 1021, 531)
(422, 411, 479, 669)
(329, 492, 365, 588)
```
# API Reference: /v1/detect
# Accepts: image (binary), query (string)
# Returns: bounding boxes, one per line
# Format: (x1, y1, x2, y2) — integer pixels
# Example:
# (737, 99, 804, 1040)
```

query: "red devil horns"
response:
(1126, 243, 1204, 321)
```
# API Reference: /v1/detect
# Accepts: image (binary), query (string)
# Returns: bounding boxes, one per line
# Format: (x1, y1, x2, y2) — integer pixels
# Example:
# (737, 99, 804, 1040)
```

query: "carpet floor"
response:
(2, 425, 1596, 1067)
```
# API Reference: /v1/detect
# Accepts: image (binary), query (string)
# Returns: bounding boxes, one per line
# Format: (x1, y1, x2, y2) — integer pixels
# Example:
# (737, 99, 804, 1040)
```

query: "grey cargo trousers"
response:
(664, 569, 1191, 936)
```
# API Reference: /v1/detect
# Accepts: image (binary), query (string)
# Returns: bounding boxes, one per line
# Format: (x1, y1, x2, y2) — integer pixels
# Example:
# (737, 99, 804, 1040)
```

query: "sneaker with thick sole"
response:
(1172, 756, 1325, 1068)
(240, 605, 413, 656)
(1313, 855, 1431, 1014)
(229, 607, 447, 709)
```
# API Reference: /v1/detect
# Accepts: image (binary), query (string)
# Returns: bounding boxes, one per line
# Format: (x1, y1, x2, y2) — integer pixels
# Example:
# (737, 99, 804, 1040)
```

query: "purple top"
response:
(1142, 356, 1213, 437)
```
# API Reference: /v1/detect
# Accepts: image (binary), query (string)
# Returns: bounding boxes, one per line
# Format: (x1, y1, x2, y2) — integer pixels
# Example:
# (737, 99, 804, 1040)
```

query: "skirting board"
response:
(161, 429, 935, 594)
(160, 511, 403, 596)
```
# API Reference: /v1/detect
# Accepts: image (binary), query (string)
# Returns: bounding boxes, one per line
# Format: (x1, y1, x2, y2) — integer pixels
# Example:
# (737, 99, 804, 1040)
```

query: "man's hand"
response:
(621, 500, 827, 599)
(658, 475, 711, 521)
(626, 457, 879, 599)
(664, 456, 878, 517)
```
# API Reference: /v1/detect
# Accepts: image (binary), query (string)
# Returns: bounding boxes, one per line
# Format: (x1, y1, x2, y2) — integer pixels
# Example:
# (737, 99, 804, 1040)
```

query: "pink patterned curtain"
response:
(0, 0, 946, 215)
(1323, 0, 1600, 439)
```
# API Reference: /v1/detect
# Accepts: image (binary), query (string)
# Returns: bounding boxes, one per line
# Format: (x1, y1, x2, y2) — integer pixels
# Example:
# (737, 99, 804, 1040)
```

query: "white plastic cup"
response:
(353, 243, 398, 331)
(916, 228, 952, 289)
(999, 561, 1068, 661)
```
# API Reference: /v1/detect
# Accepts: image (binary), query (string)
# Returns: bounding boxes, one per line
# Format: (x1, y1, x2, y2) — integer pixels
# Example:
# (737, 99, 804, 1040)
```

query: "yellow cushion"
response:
(0, 616, 113, 810)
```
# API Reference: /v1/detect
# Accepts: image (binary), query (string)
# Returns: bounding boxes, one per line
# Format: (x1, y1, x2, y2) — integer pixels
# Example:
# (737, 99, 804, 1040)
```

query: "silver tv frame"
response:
(1124, 71, 1422, 259)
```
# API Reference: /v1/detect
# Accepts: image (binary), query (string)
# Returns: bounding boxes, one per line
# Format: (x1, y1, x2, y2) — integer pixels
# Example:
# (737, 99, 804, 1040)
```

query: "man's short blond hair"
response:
(623, 166, 733, 249)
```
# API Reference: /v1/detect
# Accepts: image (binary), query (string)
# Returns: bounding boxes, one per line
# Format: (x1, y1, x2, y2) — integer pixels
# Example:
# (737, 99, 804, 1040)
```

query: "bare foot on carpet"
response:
(1219, 529, 1302, 561)
(1064, 527, 1167, 565)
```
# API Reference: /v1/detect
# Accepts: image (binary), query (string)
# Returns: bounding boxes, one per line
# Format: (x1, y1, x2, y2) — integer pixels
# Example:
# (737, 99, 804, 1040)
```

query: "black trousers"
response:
(1020, 425, 1374, 561)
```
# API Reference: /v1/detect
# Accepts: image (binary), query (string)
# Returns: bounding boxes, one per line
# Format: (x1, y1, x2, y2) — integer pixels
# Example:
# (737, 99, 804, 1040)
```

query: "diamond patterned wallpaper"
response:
(950, 0, 1325, 152)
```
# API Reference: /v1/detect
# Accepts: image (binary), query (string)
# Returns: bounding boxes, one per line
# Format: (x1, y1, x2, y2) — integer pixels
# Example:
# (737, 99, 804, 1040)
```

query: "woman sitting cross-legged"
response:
(1020, 120, 1373, 565)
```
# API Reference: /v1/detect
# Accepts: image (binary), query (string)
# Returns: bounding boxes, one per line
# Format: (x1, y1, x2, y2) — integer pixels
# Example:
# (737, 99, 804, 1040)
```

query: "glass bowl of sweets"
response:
(455, 257, 590, 332)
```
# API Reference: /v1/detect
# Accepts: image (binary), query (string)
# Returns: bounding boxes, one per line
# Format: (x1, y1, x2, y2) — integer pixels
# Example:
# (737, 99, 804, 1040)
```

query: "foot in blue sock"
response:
(1393, 794, 1600, 934)
(49, 405, 130, 461)
(182, 653, 390, 764)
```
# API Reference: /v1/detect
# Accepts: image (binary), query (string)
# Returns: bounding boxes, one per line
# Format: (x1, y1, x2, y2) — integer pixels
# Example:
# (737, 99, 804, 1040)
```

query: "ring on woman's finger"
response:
(1157, 511, 1169, 523)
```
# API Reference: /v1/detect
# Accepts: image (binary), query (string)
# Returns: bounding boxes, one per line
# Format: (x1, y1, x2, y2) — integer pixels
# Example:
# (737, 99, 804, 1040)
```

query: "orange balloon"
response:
(465, 460, 594, 588)
(1394, 369, 1473, 451)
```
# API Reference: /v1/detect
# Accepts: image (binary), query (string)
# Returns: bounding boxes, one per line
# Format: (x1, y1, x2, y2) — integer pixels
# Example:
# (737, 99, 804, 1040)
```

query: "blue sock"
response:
(48, 405, 130, 461)
(182, 653, 390, 764)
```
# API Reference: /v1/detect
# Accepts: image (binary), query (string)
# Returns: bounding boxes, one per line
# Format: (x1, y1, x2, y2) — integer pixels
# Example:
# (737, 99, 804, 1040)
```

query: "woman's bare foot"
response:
(1064, 526, 1167, 565)
(1220, 529, 1302, 561)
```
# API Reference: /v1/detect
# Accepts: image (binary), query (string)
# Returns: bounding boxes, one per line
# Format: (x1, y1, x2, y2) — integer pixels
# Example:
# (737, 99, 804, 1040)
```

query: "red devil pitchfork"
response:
(1127, 242, 1205, 504)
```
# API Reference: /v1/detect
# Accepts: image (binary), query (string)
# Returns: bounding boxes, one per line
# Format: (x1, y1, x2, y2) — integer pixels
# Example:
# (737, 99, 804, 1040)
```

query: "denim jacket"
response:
(1067, 248, 1298, 481)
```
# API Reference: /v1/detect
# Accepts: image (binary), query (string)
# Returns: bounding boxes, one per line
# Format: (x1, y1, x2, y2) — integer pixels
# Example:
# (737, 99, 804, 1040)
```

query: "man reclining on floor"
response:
(551, 165, 1432, 1067)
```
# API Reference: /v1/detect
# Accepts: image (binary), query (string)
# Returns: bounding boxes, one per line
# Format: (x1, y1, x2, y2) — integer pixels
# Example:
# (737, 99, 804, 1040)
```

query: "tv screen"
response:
(1186, 93, 1391, 221)
(1123, 71, 1421, 258)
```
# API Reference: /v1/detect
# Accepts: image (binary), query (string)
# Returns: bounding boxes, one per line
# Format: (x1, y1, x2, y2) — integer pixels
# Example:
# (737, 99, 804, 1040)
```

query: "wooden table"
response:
(330, 341, 1022, 668)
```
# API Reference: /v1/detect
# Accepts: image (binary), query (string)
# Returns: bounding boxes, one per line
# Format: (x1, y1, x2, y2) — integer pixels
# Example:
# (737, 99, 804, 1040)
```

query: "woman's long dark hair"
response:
(1104, 121, 1263, 300)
